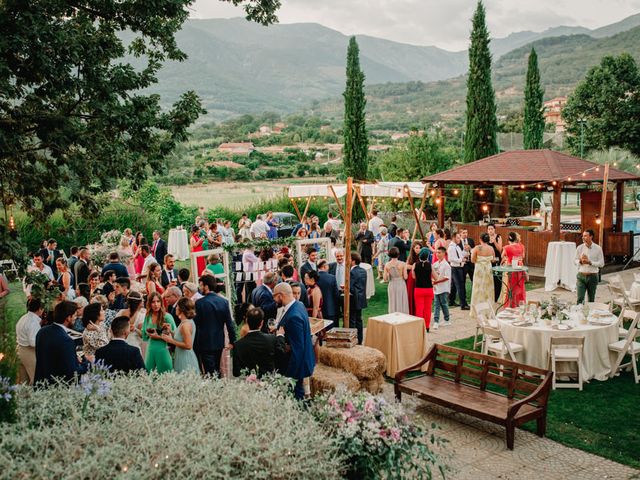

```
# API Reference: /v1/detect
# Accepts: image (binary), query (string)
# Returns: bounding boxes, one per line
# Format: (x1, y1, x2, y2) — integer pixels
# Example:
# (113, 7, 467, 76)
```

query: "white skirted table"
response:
(359, 262, 376, 299)
(168, 228, 189, 261)
(544, 241, 578, 292)
(497, 311, 618, 381)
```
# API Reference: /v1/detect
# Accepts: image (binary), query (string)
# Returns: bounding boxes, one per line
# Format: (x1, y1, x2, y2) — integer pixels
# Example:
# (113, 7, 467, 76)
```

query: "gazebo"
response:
(422, 150, 640, 267)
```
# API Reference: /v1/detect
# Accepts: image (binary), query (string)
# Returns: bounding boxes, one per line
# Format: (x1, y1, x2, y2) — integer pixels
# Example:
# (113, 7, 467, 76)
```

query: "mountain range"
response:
(146, 13, 640, 121)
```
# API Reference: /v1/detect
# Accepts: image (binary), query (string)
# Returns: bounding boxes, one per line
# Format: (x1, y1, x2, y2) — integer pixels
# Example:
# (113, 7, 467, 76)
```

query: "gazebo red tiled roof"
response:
(422, 149, 640, 185)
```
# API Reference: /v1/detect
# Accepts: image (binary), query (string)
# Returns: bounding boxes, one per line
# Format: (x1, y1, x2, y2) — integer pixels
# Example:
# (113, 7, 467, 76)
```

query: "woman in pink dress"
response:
(190, 225, 205, 276)
(502, 231, 526, 307)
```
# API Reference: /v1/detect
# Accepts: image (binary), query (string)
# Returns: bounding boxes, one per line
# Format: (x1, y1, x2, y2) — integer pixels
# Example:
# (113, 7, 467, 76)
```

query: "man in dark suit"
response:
(355, 222, 374, 264)
(163, 285, 182, 325)
(39, 238, 63, 277)
(322, 223, 338, 246)
(74, 247, 91, 285)
(232, 307, 286, 377)
(273, 282, 315, 400)
(388, 228, 410, 262)
(111, 277, 130, 311)
(250, 271, 278, 332)
(67, 246, 79, 276)
(95, 316, 145, 373)
(460, 228, 476, 282)
(151, 230, 168, 266)
(349, 252, 368, 345)
(299, 247, 318, 281)
(317, 260, 340, 326)
(34, 300, 91, 386)
(280, 264, 308, 307)
(388, 215, 398, 238)
(160, 254, 179, 288)
(101, 252, 129, 279)
(194, 274, 237, 376)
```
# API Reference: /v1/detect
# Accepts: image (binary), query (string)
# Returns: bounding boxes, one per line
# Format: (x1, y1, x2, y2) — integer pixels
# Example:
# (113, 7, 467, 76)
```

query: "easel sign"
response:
(295, 237, 335, 267)
(190, 248, 233, 315)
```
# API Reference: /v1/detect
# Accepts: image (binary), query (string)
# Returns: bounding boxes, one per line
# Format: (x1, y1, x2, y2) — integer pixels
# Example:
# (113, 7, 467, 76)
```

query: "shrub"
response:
(0, 373, 344, 479)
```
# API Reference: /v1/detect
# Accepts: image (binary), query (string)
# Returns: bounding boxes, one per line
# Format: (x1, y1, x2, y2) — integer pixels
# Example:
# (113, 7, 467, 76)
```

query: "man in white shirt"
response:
(138, 245, 156, 280)
(368, 210, 384, 237)
(28, 252, 54, 281)
(447, 232, 470, 310)
(432, 247, 451, 329)
(250, 215, 269, 239)
(575, 229, 605, 304)
(15, 298, 44, 384)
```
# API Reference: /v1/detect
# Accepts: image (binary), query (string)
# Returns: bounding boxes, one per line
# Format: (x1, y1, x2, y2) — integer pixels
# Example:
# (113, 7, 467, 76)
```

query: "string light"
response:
(536, 184, 542, 189)
(497, 188, 503, 195)
(552, 180, 557, 186)
(478, 189, 485, 196)
(482, 204, 489, 212)
(453, 189, 459, 195)
(9, 215, 15, 230)
(595, 166, 600, 172)
(430, 189, 436, 196)
(435, 197, 441, 205)
(567, 177, 572, 182)
(520, 184, 525, 189)
(595, 214, 602, 225)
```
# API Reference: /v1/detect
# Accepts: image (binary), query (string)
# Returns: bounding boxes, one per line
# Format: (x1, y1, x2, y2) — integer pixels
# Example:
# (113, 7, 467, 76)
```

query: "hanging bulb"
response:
(582, 172, 586, 177)
(567, 177, 572, 182)
(435, 197, 441, 205)
(520, 184, 525, 189)
(482, 204, 489, 212)
(430, 189, 436, 196)
(536, 184, 542, 189)
(478, 189, 485, 196)
(552, 181, 557, 186)
(497, 188, 503, 195)
(595, 166, 600, 172)
(453, 189, 459, 195)
(9, 215, 15, 230)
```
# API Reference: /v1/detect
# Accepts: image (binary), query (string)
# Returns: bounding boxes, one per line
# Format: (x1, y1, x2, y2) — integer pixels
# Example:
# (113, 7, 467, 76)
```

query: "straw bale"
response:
(359, 374, 385, 394)
(310, 364, 360, 397)
(318, 345, 386, 380)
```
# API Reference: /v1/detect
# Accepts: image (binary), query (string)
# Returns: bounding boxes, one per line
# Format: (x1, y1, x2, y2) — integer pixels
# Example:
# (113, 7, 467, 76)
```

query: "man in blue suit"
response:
(34, 300, 91, 386)
(317, 260, 340, 327)
(250, 271, 278, 332)
(194, 274, 237, 376)
(349, 252, 368, 345)
(273, 282, 315, 400)
(95, 316, 145, 374)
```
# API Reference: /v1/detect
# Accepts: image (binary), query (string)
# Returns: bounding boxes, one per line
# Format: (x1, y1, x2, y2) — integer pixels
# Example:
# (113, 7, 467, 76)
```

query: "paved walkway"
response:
(380, 268, 640, 480)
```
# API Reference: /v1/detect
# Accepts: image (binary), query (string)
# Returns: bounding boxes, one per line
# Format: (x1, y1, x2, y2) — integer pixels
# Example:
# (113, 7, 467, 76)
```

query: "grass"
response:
(444, 336, 640, 469)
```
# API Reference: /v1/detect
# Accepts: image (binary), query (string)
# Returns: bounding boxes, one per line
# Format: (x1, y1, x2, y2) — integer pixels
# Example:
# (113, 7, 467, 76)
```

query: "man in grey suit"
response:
(349, 252, 368, 345)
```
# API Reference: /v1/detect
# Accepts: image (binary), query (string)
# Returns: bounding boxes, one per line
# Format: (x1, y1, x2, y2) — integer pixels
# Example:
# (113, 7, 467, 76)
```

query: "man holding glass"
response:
(575, 229, 604, 304)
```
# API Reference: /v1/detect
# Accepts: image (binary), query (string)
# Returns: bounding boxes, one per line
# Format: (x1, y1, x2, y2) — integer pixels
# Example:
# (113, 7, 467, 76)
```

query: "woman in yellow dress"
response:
(470, 233, 496, 319)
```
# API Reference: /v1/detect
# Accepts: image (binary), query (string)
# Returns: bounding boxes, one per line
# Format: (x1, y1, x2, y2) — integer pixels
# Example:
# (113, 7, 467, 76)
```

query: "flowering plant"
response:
(311, 389, 443, 479)
(77, 360, 113, 416)
(0, 376, 17, 423)
(99, 229, 122, 247)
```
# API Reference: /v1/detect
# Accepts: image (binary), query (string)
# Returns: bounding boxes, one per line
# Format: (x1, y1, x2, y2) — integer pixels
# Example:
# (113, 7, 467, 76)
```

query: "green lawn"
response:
(446, 336, 640, 469)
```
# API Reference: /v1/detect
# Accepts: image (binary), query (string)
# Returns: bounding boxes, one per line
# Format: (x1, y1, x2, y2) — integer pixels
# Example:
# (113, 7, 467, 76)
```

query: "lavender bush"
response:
(0, 373, 344, 479)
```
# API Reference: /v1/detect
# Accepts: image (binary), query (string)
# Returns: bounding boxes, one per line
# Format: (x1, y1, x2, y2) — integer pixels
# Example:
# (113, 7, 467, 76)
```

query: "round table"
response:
(492, 265, 528, 310)
(496, 311, 618, 381)
(168, 228, 189, 260)
(544, 241, 578, 292)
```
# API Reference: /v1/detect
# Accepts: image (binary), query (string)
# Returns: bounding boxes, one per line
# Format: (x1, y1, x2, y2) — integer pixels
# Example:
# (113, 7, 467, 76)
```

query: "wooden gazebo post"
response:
(502, 186, 510, 217)
(438, 187, 445, 230)
(615, 181, 624, 232)
(343, 177, 354, 328)
(552, 182, 562, 240)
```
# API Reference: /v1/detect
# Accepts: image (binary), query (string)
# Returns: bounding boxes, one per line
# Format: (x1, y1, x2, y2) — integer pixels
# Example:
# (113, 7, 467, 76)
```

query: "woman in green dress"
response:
(142, 291, 176, 373)
(162, 297, 200, 373)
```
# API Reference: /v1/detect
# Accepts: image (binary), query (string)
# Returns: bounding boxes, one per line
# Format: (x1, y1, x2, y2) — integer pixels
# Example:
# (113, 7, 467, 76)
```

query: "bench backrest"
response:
(427, 344, 550, 404)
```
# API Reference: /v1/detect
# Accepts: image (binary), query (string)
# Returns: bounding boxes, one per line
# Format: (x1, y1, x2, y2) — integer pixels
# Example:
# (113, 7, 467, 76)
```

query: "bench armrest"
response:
(507, 373, 553, 418)
(394, 344, 437, 384)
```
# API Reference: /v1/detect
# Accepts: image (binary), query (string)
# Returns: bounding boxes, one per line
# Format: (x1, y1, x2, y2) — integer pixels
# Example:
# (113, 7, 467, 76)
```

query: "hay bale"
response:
(318, 345, 386, 380)
(310, 364, 360, 397)
(359, 374, 385, 394)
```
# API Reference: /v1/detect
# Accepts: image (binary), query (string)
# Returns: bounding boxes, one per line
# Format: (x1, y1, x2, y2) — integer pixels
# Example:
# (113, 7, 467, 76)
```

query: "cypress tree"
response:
(523, 48, 545, 149)
(462, 1, 499, 222)
(342, 36, 368, 180)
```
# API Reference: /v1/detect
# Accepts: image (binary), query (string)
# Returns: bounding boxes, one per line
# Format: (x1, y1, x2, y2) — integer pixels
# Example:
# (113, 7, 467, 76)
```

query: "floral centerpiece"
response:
(311, 388, 443, 480)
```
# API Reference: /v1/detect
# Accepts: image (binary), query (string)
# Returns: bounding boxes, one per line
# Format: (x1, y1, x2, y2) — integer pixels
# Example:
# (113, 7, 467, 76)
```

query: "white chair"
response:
(472, 302, 497, 350)
(609, 313, 640, 383)
(633, 272, 640, 284)
(608, 282, 640, 312)
(615, 308, 634, 340)
(548, 336, 585, 390)
(587, 302, 610, 312)
(481, 325, 523, 362)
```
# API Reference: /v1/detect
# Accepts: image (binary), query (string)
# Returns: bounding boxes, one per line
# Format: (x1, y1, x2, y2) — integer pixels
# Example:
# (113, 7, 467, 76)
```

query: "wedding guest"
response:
(309, 220, 321, 248)
(460, 228, 475, 283)
(281, 264, 308, 306)
(349, 252, 368, 345)
(74, 247, 91, 285)
(300, 247, 318, 281)
(383, 247, 409, 314)
(39, 238, 62, 277)
(250, 271, 278, 332)
(0, 270, 8, 299)
(304, 270, 323, 319)
(388, 228, 409, 262)
(388, 215, 398, 238)
(15, 298, 44, 385)
(222, 220, 235, 245)
(375, 226, 390, 281)
(427, 223, 438, 248)
(233, 307, 286, 377)
(162, 297, 200, 373)
(322, 222, 338, 246)
(194, 275, 237, 376)
(81, 303, 109, 357)
(163, 286, 182, 325)
(190, 225, 205, 276)
(101, 252, 129, 279)
(29, 251, 54, 282)
(95, 316, 146, 374)
(266, 211, 279, 240)
(431, 229, 445, 262)
(575, 229, 604, 304)
(112, 277, 130, 311)
(355, 222, 374, 265)
(238, 213, 252, 240)
(182, 282, 203, 302)
(272, 282, 315, 399)
(67, 246, 80, 275)
(487, 224, 503, 302)
(91, 294, 118, 330)
(178, 268, 190, 289)
(88, 272, 102, 297)
(76, 283, 91, 304)
(296, 227, 309, 239)
(122, 228, 135, 247)
(145, 262, 164, 296)
(368, 210, 384, 237)
(250, 214, 269, 239)
(405, 241, 422, 316)
(151, 230, 167, 265)
(412, 248, 439, 332)
(120, 291, 146, 357)
(207, 222, 223, 248)
(138, 245, 156, 280)
(101, 270, 116, 303)
(470, 233, 497, 319)
(34, 300, 91, 386)
(206, 253, 225, 277)
(447, 232, 470, 310)
(502, 232, 527, 307)
(432, 246, 451, 330)
(55, 257, 75, 300)
(328, 249, 346, 289)
(133, 232, 146, 275)
(142, 291, 176, 373)
(317, 260, 340, 324)
(118, 237, 136, 277)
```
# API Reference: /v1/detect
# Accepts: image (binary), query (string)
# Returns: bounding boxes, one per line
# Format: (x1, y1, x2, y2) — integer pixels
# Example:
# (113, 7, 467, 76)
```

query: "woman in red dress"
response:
(502, 231, 526, 307)
(405, 241, 422, 316)
(190, 225, 205, 276)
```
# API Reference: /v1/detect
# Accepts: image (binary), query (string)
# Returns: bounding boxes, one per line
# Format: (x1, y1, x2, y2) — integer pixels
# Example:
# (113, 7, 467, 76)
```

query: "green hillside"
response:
(313, 26, 640, 130)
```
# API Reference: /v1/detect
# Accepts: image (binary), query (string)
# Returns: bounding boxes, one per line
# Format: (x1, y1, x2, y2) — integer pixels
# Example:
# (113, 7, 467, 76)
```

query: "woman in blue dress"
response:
(162, 297, 200, 373)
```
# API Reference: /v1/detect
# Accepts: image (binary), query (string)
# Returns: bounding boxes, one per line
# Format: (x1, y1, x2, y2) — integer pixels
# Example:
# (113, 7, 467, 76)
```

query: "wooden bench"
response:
(394, 344, 552, 450)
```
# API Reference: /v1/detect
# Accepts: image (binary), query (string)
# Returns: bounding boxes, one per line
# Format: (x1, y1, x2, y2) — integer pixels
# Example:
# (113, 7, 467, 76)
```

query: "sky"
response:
(189, 0, 640, 51)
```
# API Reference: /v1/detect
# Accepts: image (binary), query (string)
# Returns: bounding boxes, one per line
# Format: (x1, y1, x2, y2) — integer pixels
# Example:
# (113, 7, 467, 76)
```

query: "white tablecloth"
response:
(360, 262, 375, 299)
(544, 241, 578, 292)
(497, 313, 618, 381)
(168, 229, 189, 261)
(630, 282, 640, 301)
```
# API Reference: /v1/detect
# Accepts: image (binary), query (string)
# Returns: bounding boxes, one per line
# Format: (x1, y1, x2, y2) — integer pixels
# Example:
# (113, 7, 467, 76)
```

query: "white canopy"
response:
(288, 184, 348, 199)
(288, 182, 428, 199)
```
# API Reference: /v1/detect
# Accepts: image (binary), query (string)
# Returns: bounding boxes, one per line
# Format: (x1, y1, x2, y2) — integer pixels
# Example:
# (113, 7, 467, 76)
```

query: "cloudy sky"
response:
(190, 0, 640, 51)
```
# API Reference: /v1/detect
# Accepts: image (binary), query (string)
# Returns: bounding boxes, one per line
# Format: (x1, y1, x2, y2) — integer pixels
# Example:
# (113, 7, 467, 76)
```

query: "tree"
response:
(342, 37, 368, 180)
(461, 1, 499, 222)
(0, 0, 280, 223)
(563, 53, 640, 157)
(523, 48, 545, 149)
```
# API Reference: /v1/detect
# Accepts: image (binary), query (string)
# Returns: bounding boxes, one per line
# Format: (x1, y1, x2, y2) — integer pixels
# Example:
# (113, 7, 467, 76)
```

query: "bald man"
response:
(273, 283, 315, 400)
